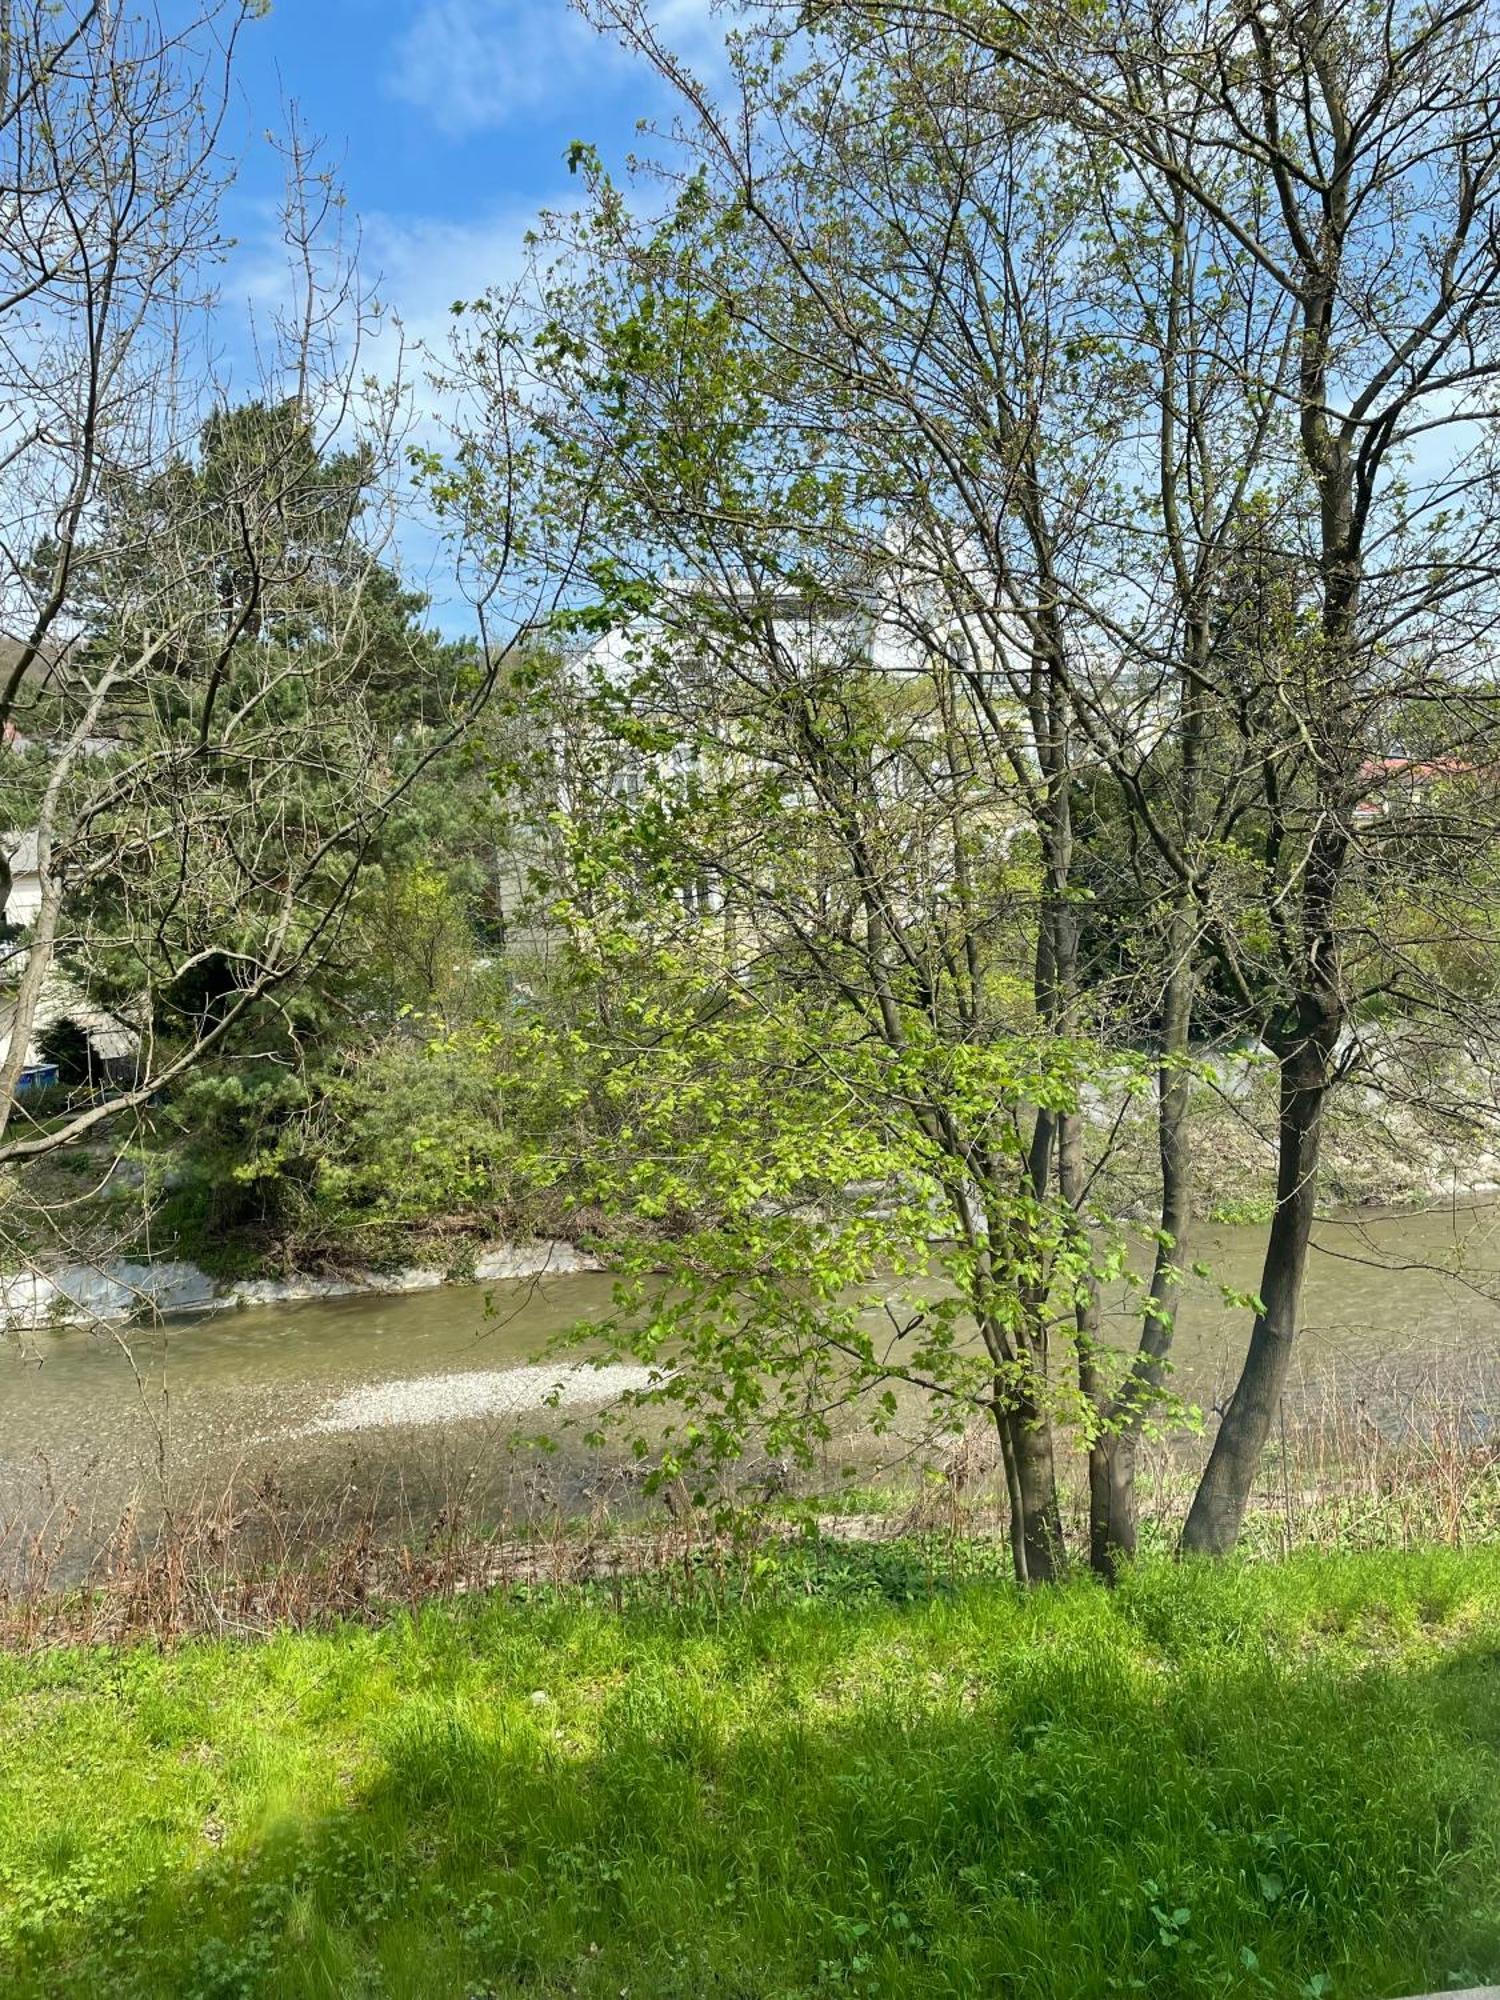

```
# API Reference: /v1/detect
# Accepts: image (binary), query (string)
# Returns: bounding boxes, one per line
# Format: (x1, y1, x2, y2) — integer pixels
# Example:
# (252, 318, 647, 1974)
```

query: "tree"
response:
(955, 0, 1500, 1556)
(445, 6, 1276, 1574)
(0, 6, 542, 1246)
(450, 133, 1172, 1580)
(451, 0, 1500, 1571)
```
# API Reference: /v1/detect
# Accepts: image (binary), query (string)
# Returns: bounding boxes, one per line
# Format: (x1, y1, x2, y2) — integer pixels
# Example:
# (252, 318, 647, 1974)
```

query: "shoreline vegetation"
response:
(10, 1028, 1500, 1329)
(1, 1543, 1498, 1998)
(6, 1072, 1500, 1332)
(4, 1372, 1497, 1653)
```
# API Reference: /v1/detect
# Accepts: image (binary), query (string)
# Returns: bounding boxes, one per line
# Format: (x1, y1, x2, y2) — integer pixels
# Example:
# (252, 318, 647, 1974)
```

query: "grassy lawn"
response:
(1, 1544, 1499, 1998)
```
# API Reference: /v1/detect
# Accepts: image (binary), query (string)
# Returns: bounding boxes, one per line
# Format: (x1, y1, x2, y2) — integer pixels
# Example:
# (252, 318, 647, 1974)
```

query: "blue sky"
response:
(207, 0, 716, 623)
(222, 0, 704, 337)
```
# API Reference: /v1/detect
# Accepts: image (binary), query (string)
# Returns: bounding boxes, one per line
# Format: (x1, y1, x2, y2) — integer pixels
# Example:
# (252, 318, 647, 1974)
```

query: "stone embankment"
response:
(0, 1239, 602, 1332)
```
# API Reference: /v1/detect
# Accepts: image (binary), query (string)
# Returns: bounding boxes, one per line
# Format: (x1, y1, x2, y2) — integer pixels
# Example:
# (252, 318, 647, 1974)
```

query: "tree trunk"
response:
(1002, 709, 1074, 1590)
(1181, 1024, 1330, 1555)
(1089, 937, 1196, 1577)
(1089, 1430, 1138, 1571)
(996, 1391, 1065, 1583)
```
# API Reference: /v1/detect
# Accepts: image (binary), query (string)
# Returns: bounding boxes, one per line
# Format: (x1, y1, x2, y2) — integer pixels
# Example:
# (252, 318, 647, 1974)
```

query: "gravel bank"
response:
(296, 1362, 662, 1436)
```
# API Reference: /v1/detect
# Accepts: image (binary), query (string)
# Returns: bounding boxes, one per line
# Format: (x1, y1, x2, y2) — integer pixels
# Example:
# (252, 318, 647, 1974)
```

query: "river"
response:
(4, 1201, 1499, 1567)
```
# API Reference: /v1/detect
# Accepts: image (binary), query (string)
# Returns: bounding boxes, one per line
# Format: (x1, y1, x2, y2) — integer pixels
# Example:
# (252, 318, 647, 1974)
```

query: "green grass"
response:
(3, 1545, 1500, 1999)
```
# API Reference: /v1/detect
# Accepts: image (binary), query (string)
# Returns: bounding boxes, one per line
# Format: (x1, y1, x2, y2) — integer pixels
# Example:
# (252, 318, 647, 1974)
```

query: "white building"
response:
(1, 829, 42, 929)
(0, 830, 142, 1089)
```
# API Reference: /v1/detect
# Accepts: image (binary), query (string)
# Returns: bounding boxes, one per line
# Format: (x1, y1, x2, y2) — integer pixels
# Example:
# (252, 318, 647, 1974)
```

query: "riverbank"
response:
(0, 1237, 602, 1332)
(4, 1205, 1499, 1619)
(1104, 1040, 1500, 1225)
(7, 1418, 1498, 1652)
(1, 1545, 1498, 1998)
(6, 1036, 1500, 1332)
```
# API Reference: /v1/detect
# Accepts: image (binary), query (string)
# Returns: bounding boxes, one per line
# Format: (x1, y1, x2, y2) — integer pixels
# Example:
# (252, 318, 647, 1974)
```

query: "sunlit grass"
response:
(2, 1545, 1499, 1998)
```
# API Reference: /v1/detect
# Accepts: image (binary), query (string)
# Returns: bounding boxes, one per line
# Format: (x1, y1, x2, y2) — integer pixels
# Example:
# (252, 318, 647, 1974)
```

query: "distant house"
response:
(0, 639, 138, 1098)
(0, 970, 143, 1094)
(1, 829, 41, 928)
(1354, 756, 1481, 824)
(0, 829, 143, 1092)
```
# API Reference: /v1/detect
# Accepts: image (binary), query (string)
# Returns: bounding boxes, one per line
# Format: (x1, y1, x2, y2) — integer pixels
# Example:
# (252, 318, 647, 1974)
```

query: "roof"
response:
(0, 971, 142, 1068)
(1360, 757, 1481, 783)
(1, 831, 39, 875)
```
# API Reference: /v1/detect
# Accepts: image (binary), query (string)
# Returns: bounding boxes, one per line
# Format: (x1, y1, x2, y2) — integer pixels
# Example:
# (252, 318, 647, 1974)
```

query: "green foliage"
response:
(0, 390, 517, 1268)
(292, 1018, 553, 1243)
(83, 427, 553, 1263)
(0, 1549, 1498, 1997)
(156, 988, 516, 1262)
(426, 931, 1155, 1489)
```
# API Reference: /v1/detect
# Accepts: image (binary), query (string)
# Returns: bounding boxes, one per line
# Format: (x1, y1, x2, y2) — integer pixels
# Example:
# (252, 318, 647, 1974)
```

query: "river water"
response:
(4, 1202, 1500, 1562)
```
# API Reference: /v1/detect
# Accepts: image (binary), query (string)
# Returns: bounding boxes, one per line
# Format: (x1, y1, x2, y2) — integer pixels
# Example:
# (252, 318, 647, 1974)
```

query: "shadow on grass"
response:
(7, 1548, 1500, 2000)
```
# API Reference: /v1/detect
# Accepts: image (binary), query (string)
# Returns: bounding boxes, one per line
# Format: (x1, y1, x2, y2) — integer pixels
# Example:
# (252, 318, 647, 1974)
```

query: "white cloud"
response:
(216, 196, 566, 629)
(386, 0, 728, 137)
(360, 200, 552, 352)
(225, 194, 557, 410)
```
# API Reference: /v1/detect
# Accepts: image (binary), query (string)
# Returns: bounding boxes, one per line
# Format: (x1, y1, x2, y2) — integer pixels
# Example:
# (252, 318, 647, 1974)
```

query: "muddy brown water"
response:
(3, 1202, 1499, 1564)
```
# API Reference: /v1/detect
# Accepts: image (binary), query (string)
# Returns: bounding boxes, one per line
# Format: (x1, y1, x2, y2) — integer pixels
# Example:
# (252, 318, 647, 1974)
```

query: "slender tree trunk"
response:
(996, 1388, 1064, 1583)
(994, 818, 1073, 1583)
(1089, 207, 1208, 1577)
(1181, 1019, 1331, 1554)
(1007, 636, 1078, 1585)
(1090, 937, 1196, 1574)
(993, 1399, 1031, 1584)
(981, 1255, 1065, 1586)
(1089, 1431, 1138, 1572)
(1182, 220, 1356, 1554)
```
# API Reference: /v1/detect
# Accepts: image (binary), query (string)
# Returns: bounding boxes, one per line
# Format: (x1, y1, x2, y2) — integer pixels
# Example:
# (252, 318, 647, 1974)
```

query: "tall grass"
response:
(3, 1358, 1500, 1648)
(1, 1547, 1498, 1998)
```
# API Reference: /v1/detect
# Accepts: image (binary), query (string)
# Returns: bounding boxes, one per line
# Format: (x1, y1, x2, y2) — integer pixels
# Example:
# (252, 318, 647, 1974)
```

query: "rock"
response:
(0, 1257, 220, 1329)
(228, 1275, 362, 1310)
(474, 1241, 602, 1280)
(369, 1267, 446, 1294)
(0, 1237, 607, 1332)
(100, 1259, 218, 1318)
(0, 1270, 61, 1326)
